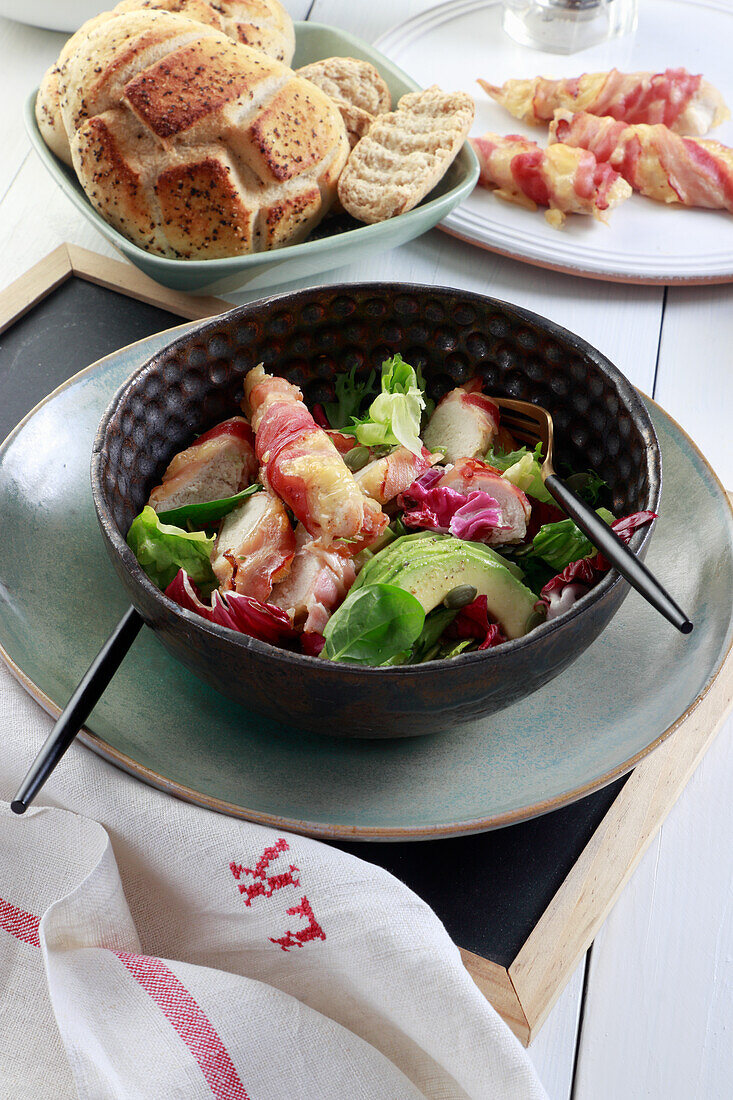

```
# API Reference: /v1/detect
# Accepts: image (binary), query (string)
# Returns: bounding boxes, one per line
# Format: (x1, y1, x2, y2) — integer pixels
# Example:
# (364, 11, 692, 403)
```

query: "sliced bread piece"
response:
(337, 85, 474, 223)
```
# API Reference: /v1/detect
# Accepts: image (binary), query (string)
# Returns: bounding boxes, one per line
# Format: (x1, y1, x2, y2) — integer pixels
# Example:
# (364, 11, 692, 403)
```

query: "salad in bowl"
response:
(126, 352, 655, 668)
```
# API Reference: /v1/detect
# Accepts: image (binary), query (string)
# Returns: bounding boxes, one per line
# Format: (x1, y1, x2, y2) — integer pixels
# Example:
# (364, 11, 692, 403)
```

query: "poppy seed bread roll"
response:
(59, 9, 349, 259)
(36, 0, 295, 167)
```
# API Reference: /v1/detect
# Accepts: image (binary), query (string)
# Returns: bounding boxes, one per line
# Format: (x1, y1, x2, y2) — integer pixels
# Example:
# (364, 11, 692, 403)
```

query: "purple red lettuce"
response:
(537, 511, 657, 619)
(165, 569, 296, 645)
(399, 468, 509, 542)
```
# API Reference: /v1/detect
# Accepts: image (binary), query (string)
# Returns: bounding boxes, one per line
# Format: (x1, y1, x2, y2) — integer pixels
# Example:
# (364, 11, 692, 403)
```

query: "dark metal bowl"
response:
(91, 284, 660, 738)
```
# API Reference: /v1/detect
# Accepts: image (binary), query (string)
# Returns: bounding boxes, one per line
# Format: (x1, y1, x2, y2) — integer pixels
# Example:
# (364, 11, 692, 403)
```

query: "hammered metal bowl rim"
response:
(91, 281, 661, 675)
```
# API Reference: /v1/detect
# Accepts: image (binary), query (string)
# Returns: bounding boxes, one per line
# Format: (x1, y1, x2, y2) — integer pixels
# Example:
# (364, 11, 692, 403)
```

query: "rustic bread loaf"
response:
(337, 85, 474, 224)
(36, 0, 295, 167)
(59, 9, 349, 259)
(296, 56, 392, 149)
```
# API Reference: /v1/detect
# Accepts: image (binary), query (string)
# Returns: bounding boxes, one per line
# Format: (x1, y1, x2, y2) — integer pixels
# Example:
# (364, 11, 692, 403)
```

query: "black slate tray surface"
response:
(0, 277, 626, 967)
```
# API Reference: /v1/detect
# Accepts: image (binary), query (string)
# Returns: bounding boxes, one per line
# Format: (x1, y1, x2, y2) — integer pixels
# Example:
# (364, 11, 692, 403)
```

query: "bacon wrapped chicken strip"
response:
(470, 133, 632, 227)
(435, 458, 532, 546)
(478, 68, 729, 136)
(354, 445, 439, 506)
(244, 365, 387, 548)
(422, 380, 499, 463)
(549, 110, 733, 212)
(211, 489, 295, 602)
(148, 417, 257, 513)
(269, 524, 357, 635)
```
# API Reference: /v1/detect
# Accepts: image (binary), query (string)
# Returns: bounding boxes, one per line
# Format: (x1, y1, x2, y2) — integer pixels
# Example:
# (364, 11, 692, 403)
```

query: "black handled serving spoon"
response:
(10, 607, 143, 814)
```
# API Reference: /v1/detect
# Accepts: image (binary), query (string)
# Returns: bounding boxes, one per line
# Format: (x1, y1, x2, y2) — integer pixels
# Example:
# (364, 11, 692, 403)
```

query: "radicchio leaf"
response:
(445, 595, 508, 650)
(536, 511, 657, 619)
(164, 569, 296, 645)
(399, 469, 509, 542)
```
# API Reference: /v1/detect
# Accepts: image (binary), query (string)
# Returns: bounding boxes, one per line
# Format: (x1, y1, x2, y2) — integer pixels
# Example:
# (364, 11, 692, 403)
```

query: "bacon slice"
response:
(478, 68, 729, 135)
(422, 380, 499, 463)
(355, 445, 439, 505)
(148, 417, 257, 513)
(269, 525, 357, 634)
(435, 458, 531, 545)
(211, 490, 295, 602)
(549, 110, 733, 212)
(470, 133, 631, 226)
(244, 365, 387, 547)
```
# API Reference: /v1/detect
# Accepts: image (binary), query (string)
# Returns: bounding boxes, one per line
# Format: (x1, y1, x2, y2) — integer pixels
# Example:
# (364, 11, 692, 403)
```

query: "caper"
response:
(344, 446, 370, 472)
(443, 584, 478, 610)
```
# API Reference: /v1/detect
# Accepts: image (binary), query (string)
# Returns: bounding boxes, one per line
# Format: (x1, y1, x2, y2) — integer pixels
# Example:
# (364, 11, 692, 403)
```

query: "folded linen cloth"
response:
(0, 660, 546, 1099)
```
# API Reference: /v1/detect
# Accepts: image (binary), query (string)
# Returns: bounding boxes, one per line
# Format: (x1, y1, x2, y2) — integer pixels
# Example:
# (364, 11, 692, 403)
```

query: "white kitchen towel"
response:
(0, 660, 546, 1100)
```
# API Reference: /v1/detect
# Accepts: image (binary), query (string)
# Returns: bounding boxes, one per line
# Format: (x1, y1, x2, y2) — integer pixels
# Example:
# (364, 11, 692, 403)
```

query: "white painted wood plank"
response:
(573, 712, 733, 1100)
(308, 0, 432, 43)
(653, 286, 733, 488)
(527, 960, 586, 1100)
(0, 16, 65, 201)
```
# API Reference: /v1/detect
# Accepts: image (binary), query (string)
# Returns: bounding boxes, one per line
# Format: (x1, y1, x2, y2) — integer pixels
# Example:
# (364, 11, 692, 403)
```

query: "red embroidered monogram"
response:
(270, 897, 327, 953)
(230, 838, 300, 907)
(115, 952, 250, 1100)
(0, 896, 41, 948)
(230, 840, 326, 951)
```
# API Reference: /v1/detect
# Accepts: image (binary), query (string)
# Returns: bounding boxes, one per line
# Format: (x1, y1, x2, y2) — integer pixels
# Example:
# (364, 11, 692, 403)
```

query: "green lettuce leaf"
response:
(127, 506, 216, 593)
(324, 365, 377, 429)
(486, 442, 554, 504)
(532, 507, 615, 572)
(346, 354, 427, 456)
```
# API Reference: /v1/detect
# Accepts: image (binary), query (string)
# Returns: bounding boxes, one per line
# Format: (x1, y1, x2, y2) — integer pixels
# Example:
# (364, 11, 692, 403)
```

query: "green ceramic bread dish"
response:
(24, 22, 479, 296)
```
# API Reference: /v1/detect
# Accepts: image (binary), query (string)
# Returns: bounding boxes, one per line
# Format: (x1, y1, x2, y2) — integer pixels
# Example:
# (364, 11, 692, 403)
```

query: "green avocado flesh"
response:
(355, 534, 538, 640)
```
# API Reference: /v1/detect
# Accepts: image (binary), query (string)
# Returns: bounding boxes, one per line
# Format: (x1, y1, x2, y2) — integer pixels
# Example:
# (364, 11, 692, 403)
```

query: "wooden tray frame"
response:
(1, 245, 731, 1044)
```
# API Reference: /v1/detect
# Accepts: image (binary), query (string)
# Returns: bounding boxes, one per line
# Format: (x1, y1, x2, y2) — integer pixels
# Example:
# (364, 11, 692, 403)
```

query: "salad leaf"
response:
(165, 569, 295, 644)
(532, 508, 615, 572)
(324, 365, 377, 430)
(157, 483, 262, 527)
(322, 583, 425, 665)
(445, 594, 508, 651)
(485, 442, 540, 473)
(410, 607, 458, 663)
(127, 507, 216, 592)
(565, 469, 608, 506)
(503, 449, 554, 505)
(346, 354, 426, 456)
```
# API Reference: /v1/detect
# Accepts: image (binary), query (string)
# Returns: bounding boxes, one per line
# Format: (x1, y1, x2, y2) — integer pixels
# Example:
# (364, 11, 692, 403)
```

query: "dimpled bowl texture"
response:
(91, 284, 660, 738)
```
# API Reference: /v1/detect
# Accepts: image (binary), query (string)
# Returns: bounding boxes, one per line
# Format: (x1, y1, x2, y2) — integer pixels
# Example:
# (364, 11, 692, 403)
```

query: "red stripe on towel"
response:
(0, 896, 40, 947)
(115, 952, 250, 1100)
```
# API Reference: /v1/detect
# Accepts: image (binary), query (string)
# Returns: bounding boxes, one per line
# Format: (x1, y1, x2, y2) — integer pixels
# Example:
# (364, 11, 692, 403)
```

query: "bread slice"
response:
(337, 85, 474, 223)
(296, 56, 391, 116)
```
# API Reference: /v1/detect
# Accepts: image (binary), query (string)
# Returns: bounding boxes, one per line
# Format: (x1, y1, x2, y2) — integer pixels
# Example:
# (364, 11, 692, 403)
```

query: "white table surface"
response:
(0, 2, 731, 1097)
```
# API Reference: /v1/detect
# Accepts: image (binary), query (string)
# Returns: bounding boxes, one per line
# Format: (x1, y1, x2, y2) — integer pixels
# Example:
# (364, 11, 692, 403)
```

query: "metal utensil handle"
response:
(544, 475, 693, 635)
(10, 607, 144, 814)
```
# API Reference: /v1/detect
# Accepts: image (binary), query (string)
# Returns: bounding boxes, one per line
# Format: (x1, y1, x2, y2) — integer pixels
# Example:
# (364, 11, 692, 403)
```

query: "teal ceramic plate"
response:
(1, 327, 731, 839)
(25, 23, 479, 296)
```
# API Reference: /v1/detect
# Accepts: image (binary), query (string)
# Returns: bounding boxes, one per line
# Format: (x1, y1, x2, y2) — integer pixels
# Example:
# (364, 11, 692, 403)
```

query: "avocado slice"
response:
(356, 534, 538, 639)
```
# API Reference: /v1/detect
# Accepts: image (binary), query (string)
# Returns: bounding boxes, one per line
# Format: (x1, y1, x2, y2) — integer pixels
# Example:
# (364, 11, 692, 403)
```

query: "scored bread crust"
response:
(60, 9, 349, 259)
(337, 85, 474, 224)
(35, 0, 295, 167)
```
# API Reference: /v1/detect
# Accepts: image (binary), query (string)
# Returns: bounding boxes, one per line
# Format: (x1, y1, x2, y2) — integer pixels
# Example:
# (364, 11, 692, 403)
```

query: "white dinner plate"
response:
(376, 0, 733, 284)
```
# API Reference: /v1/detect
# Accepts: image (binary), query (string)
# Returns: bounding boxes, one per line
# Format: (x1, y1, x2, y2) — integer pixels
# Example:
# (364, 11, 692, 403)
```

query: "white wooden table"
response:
(1, 3, 731, 1097)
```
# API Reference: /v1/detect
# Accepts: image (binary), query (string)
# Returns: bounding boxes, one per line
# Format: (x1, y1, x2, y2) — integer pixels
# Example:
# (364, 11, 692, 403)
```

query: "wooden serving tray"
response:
(1, 245, 730, 1043)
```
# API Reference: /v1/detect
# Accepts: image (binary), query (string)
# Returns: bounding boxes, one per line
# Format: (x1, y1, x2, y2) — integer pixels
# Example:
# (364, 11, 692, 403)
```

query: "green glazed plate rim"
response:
(24, 22, 480, 281)
(0, 326, 731, 839)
